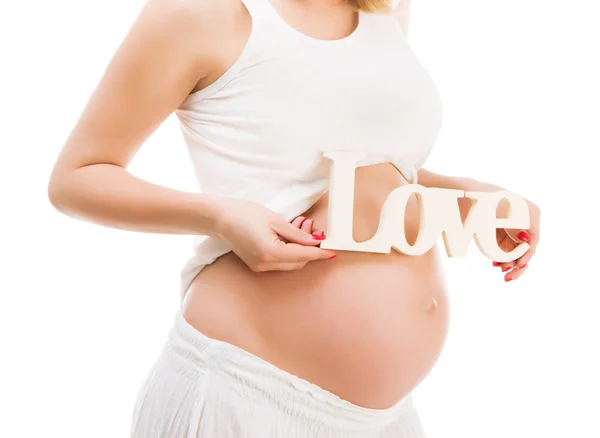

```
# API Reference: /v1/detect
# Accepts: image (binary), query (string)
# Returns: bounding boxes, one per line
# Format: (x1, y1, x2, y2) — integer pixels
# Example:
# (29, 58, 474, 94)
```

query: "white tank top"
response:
(174, 0, 444, 298)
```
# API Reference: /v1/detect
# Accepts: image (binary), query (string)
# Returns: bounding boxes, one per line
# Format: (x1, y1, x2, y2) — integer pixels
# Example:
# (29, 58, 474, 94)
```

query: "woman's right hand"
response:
(214, 197, 337, 272)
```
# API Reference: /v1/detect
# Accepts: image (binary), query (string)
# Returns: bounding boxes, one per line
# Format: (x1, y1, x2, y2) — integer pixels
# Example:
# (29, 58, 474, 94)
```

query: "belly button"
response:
(419, 295, 438, 313)
(427, 297, 438, 313)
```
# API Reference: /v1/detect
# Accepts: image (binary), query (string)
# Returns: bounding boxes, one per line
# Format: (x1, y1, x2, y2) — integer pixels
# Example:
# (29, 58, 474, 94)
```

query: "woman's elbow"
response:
(47, 161, 81, 213)
(47, 170, 69, 212)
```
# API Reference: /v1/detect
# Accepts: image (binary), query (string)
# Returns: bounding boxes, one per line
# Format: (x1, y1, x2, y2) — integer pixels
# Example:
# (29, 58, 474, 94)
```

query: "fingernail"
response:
(312, 233, 325, 240)
(502, 266, 512, 272)
(520, 263, 527, 270)
(492, 261, 502, 267)
(328, 254, 337, 259)
(505, 277, 513, 282)
(518, 231, 530, 242)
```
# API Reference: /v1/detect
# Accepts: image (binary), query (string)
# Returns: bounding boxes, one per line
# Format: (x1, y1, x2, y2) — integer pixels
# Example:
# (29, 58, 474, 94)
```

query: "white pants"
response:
(130, 310, 428, 438)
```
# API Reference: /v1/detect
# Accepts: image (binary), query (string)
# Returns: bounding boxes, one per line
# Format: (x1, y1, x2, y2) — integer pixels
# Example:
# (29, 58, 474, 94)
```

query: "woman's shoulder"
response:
(143, 0, 244, 33)
(135, 0, 248, 76)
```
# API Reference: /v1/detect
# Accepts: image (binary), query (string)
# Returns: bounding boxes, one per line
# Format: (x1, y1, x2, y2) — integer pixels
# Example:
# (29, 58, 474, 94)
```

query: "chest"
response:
(195, 38, 443, 179)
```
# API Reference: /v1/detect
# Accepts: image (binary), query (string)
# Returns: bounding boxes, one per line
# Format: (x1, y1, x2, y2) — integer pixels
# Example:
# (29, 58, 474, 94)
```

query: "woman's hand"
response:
(493, 197, 541, 282)
(416, 169, 541, 283)
(288, 215, 326, 241)
(214, 197, 336, 273)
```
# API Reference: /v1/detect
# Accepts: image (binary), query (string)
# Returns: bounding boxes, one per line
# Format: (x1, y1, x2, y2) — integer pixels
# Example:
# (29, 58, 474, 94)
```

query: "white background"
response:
(1, 0, 599, 437)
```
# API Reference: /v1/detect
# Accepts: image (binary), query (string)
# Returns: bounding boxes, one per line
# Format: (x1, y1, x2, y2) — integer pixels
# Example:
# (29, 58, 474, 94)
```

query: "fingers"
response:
(301, 217, 315, 235)
(272, 241, 337, 263)
(263, 261, 309, 271)
(249, 232, 336, 272)
(493, 260, 516, 281)
(248, 216, 336, 273)
(515, 248, 534, 271)
(286, 216, 311, 244)
(291, 215, 308, 229)
(291, 215, 325, 237)
(275, 217, 325, 246)
(514, 231, 538, 273)
(492, 228, 534, 282)
(507, 263, 528, 281)
(504, 228, 531, 244)
(493, 261, 523, 282)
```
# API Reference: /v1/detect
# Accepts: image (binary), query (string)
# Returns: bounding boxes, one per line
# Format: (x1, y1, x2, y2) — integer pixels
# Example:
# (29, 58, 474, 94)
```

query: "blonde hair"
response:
(353, 0, 393, 13)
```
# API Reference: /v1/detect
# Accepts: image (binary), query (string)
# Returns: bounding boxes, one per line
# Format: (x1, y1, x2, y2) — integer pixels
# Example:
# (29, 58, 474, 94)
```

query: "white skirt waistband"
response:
(167, 309, 416, 433)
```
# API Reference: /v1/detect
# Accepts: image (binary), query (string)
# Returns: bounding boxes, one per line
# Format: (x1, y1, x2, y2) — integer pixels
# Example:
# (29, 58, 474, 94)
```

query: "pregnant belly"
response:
(182, 163, 451, 409)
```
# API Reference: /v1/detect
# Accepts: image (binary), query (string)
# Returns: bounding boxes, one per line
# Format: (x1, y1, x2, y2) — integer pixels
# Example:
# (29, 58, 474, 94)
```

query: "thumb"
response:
(273, 242, 337, 262)
(505, 228, 531, 244)
(274, 220, 325, 246)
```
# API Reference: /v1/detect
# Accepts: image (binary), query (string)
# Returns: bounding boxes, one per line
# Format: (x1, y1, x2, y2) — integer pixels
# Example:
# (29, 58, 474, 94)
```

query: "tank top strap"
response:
(239, 0, 276, 20)
(239, 0, 290, 43)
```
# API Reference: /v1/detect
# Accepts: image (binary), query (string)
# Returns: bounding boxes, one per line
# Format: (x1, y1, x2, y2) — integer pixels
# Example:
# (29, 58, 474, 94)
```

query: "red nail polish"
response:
(518, 231, 530, 242)
(312, 233, 325, 240)
(520, 263, 527, 269)
(328, 254, 337, 259)
(502, 266, 512, 272)
(493, 261, 501, 267)
(505, 277, 513, 282)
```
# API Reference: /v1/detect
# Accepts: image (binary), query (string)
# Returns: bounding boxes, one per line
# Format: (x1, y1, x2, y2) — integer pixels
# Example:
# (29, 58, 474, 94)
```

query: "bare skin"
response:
(48, 0, 541, 411)
(183, 162, 451, 409)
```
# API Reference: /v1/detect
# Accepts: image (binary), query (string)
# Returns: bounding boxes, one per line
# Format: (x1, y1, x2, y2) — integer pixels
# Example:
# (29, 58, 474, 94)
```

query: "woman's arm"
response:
(394, 3, 540, 278)
(47, 0, 237, 236)
(418, 167, 541, 281)
(417, 168, 507, 221)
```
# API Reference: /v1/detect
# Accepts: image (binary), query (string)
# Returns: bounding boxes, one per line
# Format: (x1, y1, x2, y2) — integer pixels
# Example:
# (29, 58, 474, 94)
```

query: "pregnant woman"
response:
(48, 0, 541, 436)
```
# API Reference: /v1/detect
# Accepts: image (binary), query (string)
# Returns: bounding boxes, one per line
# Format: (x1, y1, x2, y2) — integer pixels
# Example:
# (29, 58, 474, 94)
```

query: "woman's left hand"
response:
(493, 196, 541, 282)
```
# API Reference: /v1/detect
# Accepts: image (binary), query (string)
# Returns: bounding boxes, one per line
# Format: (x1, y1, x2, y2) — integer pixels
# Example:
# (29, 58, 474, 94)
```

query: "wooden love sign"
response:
(318, 150, 530, 263)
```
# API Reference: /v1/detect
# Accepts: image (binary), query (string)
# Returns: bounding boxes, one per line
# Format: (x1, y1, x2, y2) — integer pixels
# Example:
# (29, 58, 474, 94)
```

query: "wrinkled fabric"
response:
(174, 0, 443, 300)
(131, 310, 428, 438)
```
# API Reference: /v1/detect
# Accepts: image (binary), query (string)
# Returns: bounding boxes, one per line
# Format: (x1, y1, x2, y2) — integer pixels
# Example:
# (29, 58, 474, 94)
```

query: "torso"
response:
(180, 0, 450, 410)
(182, 164, 450, 409)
